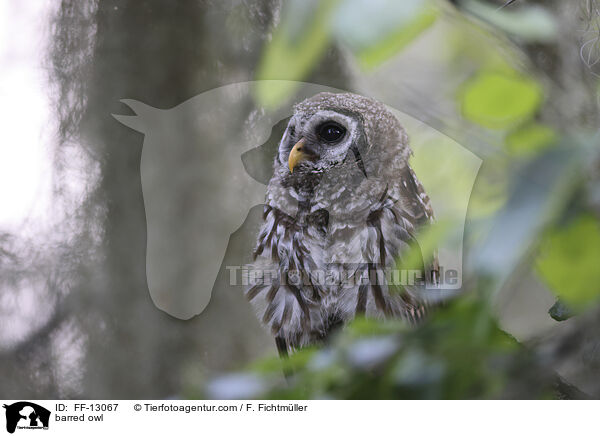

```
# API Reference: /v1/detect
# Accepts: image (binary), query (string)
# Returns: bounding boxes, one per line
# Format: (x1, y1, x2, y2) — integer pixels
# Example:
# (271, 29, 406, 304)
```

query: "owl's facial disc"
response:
(281, 110, 360, 175)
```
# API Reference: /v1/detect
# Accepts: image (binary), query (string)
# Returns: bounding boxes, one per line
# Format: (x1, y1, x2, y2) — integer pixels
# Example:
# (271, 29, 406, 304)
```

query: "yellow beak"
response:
(288, 138, 309, 173)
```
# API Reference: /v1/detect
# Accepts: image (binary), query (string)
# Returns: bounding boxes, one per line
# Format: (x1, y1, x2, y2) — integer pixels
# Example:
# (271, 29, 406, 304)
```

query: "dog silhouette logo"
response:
(3, 402, 50, 434)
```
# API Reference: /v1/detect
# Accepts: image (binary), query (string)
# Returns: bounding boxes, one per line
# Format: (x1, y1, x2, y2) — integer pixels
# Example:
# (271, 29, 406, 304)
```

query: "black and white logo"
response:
(3, 402, 50, 434)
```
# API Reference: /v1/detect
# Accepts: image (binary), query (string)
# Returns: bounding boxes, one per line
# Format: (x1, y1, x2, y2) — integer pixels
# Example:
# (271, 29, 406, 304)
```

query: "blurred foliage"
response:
(255, 0, 339, 108)
(460, 0, 558, 42)
(536, 215, 600, 310)
(505, 123, 558, 157)
(332, 0, 438, 69)
(204, 296, 559, 399)
(397, 219, 452, 273)
(408, 127, 501, 219)
(459, 72, 542, 129)
(255, 0, 439, 107)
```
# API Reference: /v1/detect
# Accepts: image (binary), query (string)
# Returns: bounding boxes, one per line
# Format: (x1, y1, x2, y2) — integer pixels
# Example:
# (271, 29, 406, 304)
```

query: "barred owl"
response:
(247, 92, 438, 356)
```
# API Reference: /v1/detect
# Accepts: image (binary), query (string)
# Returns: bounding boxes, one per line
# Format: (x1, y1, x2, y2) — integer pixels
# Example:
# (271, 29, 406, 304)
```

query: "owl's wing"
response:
(398, 164, 440, 287)
(359, 164, 439, 324)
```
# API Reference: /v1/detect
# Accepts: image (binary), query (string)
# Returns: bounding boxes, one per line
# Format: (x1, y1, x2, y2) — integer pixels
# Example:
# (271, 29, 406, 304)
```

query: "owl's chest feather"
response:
(247, 186, 419, 348)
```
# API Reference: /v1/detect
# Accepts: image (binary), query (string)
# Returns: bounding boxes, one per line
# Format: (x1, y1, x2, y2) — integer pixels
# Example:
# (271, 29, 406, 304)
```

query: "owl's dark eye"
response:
(318, 122, 346, 143)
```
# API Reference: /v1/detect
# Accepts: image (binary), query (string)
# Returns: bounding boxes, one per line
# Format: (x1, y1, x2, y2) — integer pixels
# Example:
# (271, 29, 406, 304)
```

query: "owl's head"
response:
(278, 105, 367, 177)
(274, 92, 411, 201)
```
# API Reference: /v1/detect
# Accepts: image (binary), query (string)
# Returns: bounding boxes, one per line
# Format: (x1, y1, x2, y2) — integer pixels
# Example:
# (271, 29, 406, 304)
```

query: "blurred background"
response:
(1, 0, 599, 399)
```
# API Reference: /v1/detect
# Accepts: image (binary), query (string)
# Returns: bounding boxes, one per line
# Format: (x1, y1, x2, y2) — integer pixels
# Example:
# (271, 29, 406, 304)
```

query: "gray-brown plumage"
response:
(246, 92, 438, 356)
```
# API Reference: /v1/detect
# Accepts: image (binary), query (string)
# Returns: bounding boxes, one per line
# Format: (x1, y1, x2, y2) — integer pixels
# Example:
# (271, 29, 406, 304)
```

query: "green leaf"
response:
(505, 123, 558, 156)
(254, 0, 338, 109)
(536, 215, 600, 309)
(460, 72, 543, 129)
